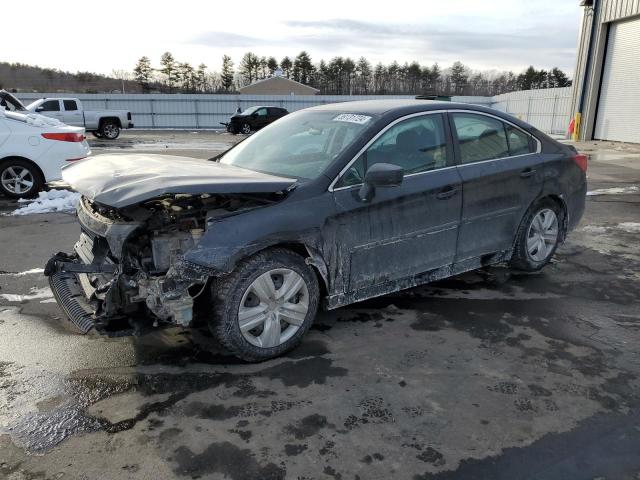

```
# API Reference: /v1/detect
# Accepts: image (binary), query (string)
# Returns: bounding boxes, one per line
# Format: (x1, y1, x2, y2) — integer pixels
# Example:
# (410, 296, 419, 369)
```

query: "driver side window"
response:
(255, 108, 267, 117)
(40, 100, 60, 112)
(335, 113, 449, 188)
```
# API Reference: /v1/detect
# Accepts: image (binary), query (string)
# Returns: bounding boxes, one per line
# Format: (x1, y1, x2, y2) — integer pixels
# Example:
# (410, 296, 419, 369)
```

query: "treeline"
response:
(0, 62, 142, 93)
(1, 51, 572, 96)
(133, 51, 572, 96)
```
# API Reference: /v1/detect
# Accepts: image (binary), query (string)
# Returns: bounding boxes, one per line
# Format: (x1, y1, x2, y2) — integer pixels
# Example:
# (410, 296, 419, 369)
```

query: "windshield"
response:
(240, 106, 260, 115)
(0, 92, 26, 112)
(220, 110, 373, 179)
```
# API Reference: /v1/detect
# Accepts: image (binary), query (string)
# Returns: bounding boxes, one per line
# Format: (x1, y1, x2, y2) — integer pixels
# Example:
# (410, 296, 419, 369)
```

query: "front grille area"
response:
(49, 272, 95, 333)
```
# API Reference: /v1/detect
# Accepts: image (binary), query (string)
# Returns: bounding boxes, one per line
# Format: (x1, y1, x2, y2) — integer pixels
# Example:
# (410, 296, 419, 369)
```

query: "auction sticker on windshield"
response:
(333, 114, 371, 125)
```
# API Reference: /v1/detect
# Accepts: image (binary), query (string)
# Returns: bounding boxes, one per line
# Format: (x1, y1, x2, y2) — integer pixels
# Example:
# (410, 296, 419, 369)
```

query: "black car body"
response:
(46, 100, 587, 361)
(224, 106, 288, 134)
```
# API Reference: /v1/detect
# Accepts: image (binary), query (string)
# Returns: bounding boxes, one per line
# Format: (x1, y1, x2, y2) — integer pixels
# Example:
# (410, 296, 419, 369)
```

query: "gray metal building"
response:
(570, 0, 640, 143)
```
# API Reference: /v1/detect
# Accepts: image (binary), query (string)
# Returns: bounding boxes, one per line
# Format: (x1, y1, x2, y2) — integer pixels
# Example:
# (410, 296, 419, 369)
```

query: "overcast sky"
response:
(3, 0, 582, 75)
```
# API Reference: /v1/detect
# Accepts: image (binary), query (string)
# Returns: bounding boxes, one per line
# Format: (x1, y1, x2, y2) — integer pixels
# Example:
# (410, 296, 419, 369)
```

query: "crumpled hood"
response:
(62, 154, 296, 208)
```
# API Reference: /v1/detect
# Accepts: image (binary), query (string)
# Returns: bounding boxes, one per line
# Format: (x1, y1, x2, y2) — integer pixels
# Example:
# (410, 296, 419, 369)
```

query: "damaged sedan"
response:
(45, 100, 587, 361)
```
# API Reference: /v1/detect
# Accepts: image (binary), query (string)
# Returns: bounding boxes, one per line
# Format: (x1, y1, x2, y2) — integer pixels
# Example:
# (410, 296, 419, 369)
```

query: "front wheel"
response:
(240, 122, 251, 135)
(511, 199, 562, 271)
(99, 121, 120, 140)
(208, 248, 319, 362)
(0, 159, 43, 199)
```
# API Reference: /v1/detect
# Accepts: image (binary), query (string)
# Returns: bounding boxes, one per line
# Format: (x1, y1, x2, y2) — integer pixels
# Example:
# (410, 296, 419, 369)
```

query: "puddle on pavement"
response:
(4, 335, 347, 454)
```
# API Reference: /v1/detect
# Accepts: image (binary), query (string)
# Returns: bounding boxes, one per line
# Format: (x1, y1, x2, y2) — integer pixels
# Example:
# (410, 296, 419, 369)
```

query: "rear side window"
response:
(505, 125, 534, 156)
(40, 100, 60, 112)
(452, 113, 509, 163)
(63, 100, 78, 111)
(336, 113, 450, 188)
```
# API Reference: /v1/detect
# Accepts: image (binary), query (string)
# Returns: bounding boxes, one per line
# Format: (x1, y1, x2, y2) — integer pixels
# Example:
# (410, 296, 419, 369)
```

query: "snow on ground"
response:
(12, 190, 80, 215)
(0, 268, 44, 277)
(618, 222, 640, 234)
(587, 185, 639, 196)
(582, 223, 640, 234)
(0, 286, 53, 303)
(582, 225, 608, 234)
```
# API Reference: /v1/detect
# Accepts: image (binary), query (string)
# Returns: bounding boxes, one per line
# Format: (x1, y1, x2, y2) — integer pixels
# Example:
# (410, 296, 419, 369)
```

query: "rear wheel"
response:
(0, 159, 43, 199)
(99, 120, 120, 139)
(511, 199, 562, 271)
(208, 248, 319, 362)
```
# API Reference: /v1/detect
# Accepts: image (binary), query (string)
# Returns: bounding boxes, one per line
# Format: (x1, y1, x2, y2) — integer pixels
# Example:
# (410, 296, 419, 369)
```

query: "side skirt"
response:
(324, 249, 513, 310)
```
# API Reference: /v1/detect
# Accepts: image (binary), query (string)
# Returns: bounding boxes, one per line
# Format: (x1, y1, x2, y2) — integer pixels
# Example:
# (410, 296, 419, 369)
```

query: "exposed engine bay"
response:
(45, 191, 282, 334)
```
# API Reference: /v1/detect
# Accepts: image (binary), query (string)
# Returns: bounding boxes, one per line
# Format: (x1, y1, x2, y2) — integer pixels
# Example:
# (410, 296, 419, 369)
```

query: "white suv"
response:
(0, 91, 90, 199)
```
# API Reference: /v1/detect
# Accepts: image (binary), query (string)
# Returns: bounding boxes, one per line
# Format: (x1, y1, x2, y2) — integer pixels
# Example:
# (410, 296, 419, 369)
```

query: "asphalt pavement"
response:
(0, 132, 638, 480)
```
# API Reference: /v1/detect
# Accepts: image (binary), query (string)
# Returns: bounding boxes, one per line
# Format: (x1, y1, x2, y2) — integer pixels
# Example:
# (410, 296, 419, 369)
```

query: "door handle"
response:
(520, 168, 537, 178)
(436, 186, 459, 200)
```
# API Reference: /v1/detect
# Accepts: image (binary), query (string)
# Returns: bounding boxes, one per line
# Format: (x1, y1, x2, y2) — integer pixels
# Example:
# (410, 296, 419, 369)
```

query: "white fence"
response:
(17, 89, 570, 135)
(491, 87, 572, 135)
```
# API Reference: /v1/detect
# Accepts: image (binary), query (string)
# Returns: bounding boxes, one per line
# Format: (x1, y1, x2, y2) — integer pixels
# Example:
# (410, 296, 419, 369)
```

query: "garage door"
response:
(594, 17, 640, 143)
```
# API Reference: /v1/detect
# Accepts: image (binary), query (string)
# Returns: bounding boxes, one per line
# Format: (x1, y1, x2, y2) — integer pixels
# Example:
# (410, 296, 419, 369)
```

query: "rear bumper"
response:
(566, 178, 587, 232)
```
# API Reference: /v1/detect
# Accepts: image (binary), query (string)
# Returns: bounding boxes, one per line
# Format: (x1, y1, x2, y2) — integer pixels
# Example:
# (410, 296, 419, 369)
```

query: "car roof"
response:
(308, 99, 486, 116)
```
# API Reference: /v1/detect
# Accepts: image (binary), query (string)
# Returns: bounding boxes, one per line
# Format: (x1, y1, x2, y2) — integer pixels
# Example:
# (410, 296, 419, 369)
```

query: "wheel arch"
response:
(99, 116, 122, 128)
(542, 194, 569, 242)
(0, 155, 46, 182)
(228, 241, 330, 300)
(513, 193, 569, 252)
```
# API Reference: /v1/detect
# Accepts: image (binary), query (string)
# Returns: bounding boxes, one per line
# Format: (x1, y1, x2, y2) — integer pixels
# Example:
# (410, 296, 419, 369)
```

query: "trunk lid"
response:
(62, 154, 296, 208)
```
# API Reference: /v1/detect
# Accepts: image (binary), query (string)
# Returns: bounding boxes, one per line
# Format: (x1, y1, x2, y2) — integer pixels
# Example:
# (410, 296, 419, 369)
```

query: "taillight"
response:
(572, 153, 588, 172)
(41, 132, 85, 142)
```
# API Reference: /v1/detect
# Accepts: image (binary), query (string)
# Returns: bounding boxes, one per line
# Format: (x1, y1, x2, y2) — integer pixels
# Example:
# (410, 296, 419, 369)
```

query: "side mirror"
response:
(358, 163, 404, 202)
(35, 106, 44, 112)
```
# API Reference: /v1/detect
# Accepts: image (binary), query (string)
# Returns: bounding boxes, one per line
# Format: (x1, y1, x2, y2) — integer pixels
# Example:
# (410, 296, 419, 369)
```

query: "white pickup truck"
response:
(26, 98, 133, 140)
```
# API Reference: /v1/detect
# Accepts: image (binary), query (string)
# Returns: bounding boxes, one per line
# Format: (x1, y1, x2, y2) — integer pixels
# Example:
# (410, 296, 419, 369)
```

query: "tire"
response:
(510, 198, 563, 271)
(208, 248, 319, 362)
(99, 120, 120, 140)
(0, 158, 44, 199)
(91, 131, 103, 138)
(240, 123, 251, 135)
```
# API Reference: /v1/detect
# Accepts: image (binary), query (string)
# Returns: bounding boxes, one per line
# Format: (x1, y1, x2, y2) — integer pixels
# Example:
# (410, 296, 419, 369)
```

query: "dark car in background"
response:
(224, 105, 288, 134)
(46, 100, 587, 362)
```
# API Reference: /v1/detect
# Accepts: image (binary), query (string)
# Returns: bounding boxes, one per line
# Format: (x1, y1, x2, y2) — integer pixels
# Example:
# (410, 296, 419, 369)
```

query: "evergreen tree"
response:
(177, 62, 195, 92)
(517, 66, 538, 90)
(133, 56, 153, 91)
(549, 67, 571, 87)
(449, 61, 469, 94)
(280, 56, 293, 78)
(259, 56, 268, 79)
(356, 57, 372, 94)
(267, 57, 279, 75)
(221, 55, 234, 91)
(239, 52, 260, 84)
(196, 63, 207, 92)
(293, 51, 314, 84)
(159, 52, 177, 92)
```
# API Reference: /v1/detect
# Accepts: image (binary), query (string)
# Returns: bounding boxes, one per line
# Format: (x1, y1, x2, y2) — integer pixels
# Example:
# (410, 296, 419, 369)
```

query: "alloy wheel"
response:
(1, 165, 34, 195)
(526, 208, 559, 262)
(238, 268, 309, 348)
(241, 123, 251, 134)
(103, 123, 119, 139)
